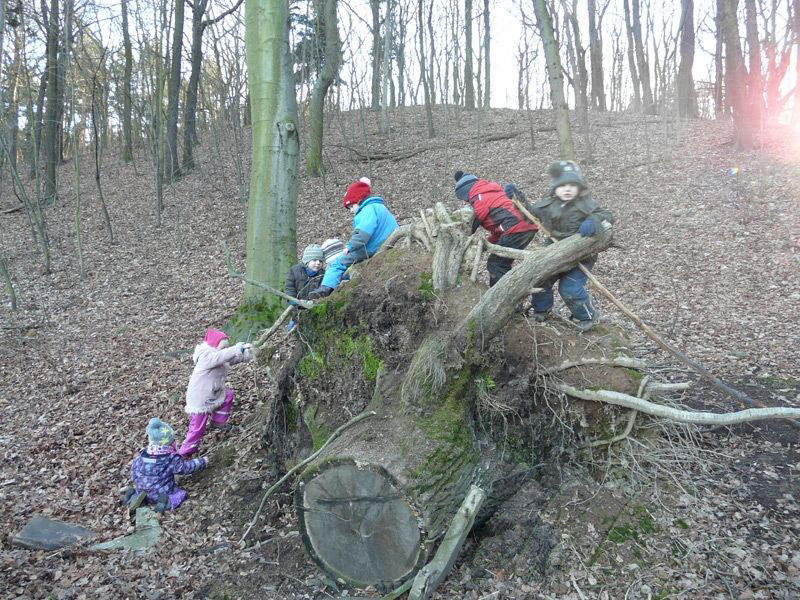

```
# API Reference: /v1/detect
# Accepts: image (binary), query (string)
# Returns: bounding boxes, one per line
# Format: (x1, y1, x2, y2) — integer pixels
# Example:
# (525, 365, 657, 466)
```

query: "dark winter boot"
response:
(308, 285, 333, 299)
(153, 494, 170, 513)
(208, 421, 233, 433)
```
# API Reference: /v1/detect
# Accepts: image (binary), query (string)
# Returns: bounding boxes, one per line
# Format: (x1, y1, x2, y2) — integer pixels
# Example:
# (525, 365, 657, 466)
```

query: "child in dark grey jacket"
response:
(285, 244, 325, 302)
(529, 161, 614, 332)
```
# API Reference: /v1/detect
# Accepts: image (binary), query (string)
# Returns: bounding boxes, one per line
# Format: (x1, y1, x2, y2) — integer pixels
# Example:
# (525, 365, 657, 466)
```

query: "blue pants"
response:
(320, 248, 368, 290)
(531, 260, 596, 321)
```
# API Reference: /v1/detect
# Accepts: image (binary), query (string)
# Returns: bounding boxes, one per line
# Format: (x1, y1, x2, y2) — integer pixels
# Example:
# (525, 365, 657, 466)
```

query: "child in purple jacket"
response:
(127, 418, 206, 512)
(177, 328, 253, 457)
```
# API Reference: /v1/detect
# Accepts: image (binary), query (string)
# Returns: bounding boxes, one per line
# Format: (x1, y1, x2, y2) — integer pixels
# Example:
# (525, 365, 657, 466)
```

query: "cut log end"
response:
(296, 459, 424, 589)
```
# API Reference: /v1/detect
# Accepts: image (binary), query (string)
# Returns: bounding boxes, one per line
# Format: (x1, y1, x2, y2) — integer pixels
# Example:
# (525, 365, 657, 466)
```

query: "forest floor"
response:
(1, 106, 799, 599)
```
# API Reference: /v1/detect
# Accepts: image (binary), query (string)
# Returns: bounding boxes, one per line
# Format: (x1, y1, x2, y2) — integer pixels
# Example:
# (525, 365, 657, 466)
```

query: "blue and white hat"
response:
(146, 418, 175, 446)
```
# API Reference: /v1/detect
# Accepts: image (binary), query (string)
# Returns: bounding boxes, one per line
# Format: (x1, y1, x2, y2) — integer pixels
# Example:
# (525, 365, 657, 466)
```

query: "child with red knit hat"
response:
(177, 328, 253, 456)
(309, 177, 398, 298)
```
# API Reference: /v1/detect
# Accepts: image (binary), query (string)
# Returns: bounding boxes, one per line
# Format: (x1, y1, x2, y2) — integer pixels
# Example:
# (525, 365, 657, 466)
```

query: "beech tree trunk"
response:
(721, 0, 754, 148)
(714, 0, 725, 116)
(121, 0, 134, 162)
(418, 0, 435, 137)
(533, 0, 575, 159)
(370, 0, 381, 110)
(622, 0, 641, 111)
(307, 0, 342, 174)
(587, 0, 606, 111)
(464, 0, 475, 109)
(630, 0, 654, 113)
(166, 0, 184, 181)
(677, 0, 697, 118)
(42, 0, 59, 202)
(482, 0, 490, 108)
(244, 0, 299, 305)
(183, 0, 207, 172)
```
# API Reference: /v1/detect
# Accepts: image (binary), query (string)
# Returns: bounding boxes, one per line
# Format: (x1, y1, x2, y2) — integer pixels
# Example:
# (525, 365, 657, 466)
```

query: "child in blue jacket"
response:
(309, 177, 398, 298)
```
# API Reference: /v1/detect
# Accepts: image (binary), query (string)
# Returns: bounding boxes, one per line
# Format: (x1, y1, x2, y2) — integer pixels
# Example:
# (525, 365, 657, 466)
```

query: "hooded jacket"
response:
(531, 191, 614, 241)
(348, 196, 399, 256)
(184, 342, 251, 415)
(131, 449, 206, 504)
(468, 180, 538, 244)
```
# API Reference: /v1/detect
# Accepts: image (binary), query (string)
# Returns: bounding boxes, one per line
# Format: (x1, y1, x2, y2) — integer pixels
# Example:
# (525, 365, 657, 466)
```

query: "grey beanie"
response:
(454, 171, 478, 202)
(548, 160, 587, 192)
(302, 244, 324, 265)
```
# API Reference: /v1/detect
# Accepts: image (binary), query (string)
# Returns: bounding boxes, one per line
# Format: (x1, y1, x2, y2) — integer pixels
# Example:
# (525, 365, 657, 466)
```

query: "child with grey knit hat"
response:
(285, 244, 326, 331)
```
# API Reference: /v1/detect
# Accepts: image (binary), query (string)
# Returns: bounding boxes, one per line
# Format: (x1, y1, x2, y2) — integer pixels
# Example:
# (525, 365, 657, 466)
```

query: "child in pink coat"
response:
(178, 328, 253, 457)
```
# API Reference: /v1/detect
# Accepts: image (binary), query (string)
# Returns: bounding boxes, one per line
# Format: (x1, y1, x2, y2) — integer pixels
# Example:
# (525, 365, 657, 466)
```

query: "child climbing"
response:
(285, 244, 325, 331)
(525, 160, 615, 332)
(178, 328, 253, 457)
(454, 170, 539, 286)
(124, 418, 207, 512)
(309, 178, 398, 298)
(285, 244, 325, 301)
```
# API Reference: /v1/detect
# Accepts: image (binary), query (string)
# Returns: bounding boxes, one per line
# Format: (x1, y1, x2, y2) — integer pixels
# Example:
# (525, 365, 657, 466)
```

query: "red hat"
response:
(205, 328, 228, 348)
(343, 179, 371, 208)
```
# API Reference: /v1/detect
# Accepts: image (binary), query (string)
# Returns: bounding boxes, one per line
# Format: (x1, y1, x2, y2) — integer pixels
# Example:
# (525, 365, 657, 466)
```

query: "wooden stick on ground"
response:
(239, 410, 376, 546)
(407, 484, 486, 600)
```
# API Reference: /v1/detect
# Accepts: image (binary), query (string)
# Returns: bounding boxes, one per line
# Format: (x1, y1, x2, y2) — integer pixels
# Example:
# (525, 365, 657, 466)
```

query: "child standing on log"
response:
(124, 418, 207, 512)
(309, 178, 398, 298)
(522, 160, 614, 332)
(177, 329, 253, 456)
(454, 170, 539, 286)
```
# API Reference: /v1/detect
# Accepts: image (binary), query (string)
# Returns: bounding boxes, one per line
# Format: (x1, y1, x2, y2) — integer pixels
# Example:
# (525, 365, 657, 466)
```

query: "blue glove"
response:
(504, 183, 516, 199)
(578, 219, 596, 237)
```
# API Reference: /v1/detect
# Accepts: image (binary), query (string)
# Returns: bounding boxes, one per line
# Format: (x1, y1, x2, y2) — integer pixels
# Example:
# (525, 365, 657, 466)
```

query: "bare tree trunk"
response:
(7, 4, 23, 175)
(622, 0, 641, 110)
(121, 0, 134, 162)
(587, 0, 606, 111)
(482, 0, 490, 107)
(743, 0, 763, 130)
(563, 0, 592, 161)
(166, 0, 184, 181)
(244, 0, 300, 305)
(794, 0, 800, 125)
(427, 0, 436, 105)
(464, 0, 475, 109)
(370, 0, 381, 111)
(418, 0, 435, 137)
(630, 0, 654, 113)
(42, 0, 59, 202)
(308, 0, 342, 174)
(380, 0, 392, 133)
(677, 0, 697, 118)
(183, 0, 208, 172)
(721, 0, 754, 148)
(533, 0, 575, 159)
(714, 0, 725, 116)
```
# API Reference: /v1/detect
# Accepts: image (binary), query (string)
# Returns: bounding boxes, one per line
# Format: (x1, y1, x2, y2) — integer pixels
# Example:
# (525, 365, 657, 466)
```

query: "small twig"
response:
(239, 410, 377, 545)
(221, 241, 313, 309)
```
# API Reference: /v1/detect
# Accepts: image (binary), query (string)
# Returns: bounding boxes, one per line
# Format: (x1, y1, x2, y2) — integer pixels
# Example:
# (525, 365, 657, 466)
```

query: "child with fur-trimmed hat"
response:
(177, 329, 253, 457)
(309, 177, 398, 298)
(125, 418, 207, 512)
(526, 160, 615, 332)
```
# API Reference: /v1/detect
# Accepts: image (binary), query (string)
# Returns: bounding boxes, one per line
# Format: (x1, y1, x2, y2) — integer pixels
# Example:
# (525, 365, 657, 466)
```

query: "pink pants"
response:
(178, 388, 233, 457)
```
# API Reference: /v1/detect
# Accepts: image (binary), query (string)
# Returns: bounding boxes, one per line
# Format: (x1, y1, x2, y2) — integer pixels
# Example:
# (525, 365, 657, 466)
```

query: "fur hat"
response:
(548, 160, 587, 191)
(343, 179, 372, 208)
(302, 244, 324, 265)
(146, 418, 175, 446)
(321, 238, 345, 264)
(205, 328, 228, 348)
(454, 171, 478, 202)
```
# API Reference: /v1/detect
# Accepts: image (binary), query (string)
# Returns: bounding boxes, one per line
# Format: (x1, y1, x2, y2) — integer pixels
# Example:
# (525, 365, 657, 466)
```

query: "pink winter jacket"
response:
(184, 342, 252, 415)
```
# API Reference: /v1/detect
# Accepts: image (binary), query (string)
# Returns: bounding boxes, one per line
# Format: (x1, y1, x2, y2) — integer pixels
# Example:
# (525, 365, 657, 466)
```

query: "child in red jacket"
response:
(454, 170, 538, 286)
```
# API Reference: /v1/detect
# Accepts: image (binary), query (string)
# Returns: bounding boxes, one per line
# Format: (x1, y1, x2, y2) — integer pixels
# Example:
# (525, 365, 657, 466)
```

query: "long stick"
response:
(510, 196, 796, 426)
(239, 410, 376, 545)
(221, 241, 314, 309)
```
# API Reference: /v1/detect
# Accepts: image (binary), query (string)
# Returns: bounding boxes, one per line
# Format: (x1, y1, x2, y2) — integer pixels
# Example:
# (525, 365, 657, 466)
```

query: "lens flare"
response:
(727, 167, 740, 176)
